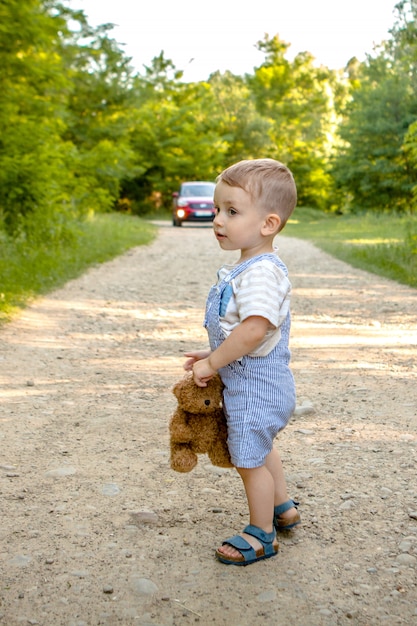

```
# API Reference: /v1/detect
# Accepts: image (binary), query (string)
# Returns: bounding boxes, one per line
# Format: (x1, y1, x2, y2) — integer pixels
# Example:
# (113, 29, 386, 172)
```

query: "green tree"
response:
(0, 0, 73, 237)
(0, 0, 139, 238)
(333, 58, 416, 211)
(208, 71, 275, 165)
(121, 54, 228, 213)
(247, 35, 337, 209)
(61, 16, 138, 214)
(332, 1, 417, 212)
(394, 0, 417, 211)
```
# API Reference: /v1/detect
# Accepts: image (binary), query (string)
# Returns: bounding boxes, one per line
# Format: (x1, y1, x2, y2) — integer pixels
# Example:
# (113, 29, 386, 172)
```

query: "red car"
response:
(172, 181, 216, 226)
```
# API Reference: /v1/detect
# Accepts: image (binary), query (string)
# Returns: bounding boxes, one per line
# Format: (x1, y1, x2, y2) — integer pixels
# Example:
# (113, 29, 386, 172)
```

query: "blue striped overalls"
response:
(204, 253, 296, 468)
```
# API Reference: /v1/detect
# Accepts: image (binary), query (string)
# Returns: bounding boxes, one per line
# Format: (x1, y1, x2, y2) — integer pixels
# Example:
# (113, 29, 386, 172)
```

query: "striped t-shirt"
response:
(217, 254, 291, 357)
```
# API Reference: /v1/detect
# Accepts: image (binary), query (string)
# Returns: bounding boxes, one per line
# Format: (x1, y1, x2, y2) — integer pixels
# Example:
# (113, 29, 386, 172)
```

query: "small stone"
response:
(9, 555, 32, 567)
(340, 500, 355, 510)
(71, 570, 89, 578)
(399, 541, 412, 553)
(256, 589, 277, 602)
(103, 585, 113, 594)
(293, 403, 316, 417)
(129, 510, 158, 525)
(101, 483, 121, 496)
(131, 577, 158, 596)
(396, 553, 417, 566)
(45, 466, 76, 478)
(26, 380, 35, 386)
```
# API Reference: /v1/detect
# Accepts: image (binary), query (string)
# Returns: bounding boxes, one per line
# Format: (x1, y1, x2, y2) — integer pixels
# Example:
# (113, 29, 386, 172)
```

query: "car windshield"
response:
(181, 183, 215, 197)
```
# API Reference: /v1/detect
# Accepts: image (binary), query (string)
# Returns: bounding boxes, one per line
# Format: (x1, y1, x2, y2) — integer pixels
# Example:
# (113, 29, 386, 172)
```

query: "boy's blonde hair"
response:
(216, 158, 297, 231)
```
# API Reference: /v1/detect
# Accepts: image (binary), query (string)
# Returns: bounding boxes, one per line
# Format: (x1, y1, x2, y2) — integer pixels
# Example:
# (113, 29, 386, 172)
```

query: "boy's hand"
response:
(183, 350, 211, 372)
(192, 358, 217, 387)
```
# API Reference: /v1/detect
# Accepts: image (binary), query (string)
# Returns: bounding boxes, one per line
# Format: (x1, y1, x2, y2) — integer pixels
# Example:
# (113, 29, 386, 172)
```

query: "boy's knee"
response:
(236, 465, 263, 480)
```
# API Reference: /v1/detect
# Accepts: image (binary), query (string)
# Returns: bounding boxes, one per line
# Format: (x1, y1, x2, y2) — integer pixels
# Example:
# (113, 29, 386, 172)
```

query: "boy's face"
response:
(213, 181, 275, 260)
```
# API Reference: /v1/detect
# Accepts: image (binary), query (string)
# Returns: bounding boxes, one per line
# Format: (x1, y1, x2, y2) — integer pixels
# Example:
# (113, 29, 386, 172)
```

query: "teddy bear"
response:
(169, 372, 233, 473)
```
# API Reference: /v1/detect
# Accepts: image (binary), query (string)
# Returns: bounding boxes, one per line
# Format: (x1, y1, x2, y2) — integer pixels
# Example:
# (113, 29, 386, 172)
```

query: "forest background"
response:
(1, 0, 416, 322)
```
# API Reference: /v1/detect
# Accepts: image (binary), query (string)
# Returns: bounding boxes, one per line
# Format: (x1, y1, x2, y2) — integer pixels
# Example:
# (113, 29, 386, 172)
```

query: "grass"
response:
(0, 213, 156, 324)
(1, 207, 415, 326)
(283, 209, 417, 289)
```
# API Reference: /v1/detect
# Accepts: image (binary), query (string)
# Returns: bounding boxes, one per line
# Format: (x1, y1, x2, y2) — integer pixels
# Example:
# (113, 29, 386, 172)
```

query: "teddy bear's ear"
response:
(173, 372, 193, 400)
(173, 381, 182, 399)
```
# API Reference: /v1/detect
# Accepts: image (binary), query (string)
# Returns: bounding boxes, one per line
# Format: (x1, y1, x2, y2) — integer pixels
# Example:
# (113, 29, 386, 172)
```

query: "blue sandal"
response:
(215, 524, 279, 566)
(274, 499, 301, 531)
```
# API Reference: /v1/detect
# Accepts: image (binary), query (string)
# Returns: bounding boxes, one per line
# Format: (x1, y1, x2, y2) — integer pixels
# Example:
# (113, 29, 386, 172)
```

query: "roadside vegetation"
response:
(284, 209, 417, 288)
(0, 214, 155, 324)
(2, 209, 414, 327)
(1, 0, 417, 325)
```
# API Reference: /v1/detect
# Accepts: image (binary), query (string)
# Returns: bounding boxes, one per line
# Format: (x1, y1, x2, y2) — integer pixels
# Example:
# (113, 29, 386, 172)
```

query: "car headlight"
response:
(177, 199, 189, 207)
(177, 209, 186, 218)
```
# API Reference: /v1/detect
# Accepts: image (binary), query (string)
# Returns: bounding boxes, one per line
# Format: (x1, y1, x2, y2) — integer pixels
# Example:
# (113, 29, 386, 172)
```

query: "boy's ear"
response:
(262, 213, 281, 235)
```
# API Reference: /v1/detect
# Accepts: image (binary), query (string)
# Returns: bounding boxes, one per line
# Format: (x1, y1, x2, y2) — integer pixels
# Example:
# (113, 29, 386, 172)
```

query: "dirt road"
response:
(1, 221, 416, 626)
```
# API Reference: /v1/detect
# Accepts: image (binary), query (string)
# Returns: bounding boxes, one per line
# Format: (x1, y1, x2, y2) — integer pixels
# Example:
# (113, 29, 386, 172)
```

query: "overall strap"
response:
(222, 253, 286, 284)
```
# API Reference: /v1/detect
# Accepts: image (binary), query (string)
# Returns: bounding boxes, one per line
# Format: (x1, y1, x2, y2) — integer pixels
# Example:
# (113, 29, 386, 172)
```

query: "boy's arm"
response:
(183, 349, 211, 371)
(192, 316, 270, 386)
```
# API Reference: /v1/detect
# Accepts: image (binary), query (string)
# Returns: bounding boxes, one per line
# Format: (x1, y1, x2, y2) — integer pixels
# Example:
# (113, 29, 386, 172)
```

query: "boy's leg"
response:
(216, 448, 298, 558)
(216, 465, 275, 559)
(265, 447, 298, 523)
(239, 465, 275, 531)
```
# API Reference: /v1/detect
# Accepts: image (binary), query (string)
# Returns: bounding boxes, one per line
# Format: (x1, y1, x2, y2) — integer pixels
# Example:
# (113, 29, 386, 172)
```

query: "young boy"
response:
(184, 158, 300, 566)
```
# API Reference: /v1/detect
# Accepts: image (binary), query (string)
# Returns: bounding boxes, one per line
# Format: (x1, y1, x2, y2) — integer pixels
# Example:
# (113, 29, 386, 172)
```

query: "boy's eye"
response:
(228, 208, 237, 216)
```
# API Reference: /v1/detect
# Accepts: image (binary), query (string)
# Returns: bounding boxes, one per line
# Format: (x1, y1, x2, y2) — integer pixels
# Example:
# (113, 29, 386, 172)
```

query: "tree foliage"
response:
(247, 36, 340, 209)
(1, 0, 417, 244)
(331, 0, 417, 213)
(0, 0, 71, 236)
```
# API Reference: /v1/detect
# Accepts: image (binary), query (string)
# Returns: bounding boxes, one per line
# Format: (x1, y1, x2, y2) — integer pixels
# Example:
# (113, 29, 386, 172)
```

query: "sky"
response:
(70, 0, 399, 82)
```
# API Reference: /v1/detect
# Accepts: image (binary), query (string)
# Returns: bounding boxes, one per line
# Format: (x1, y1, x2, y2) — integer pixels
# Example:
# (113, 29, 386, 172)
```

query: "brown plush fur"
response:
(169, 373, 233, 473)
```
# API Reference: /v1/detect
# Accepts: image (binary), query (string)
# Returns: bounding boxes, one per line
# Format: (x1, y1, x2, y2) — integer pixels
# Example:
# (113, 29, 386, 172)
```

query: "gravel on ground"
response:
(0, 221, 416, 626)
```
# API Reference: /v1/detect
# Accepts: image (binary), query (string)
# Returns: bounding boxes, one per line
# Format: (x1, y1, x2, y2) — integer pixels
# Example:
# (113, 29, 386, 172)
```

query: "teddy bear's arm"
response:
(169, 410, 194, 443)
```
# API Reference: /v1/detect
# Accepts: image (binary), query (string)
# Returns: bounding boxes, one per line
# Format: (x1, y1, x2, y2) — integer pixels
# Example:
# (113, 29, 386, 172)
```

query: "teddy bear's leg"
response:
(170, 444, 198, 473)
(208, 439, 233, 468)
(169, 421, 193, 442)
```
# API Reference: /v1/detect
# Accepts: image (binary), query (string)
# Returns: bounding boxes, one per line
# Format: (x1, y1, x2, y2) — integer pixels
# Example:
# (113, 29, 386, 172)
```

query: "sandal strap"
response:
(222, 526, 276, 554)
(218, 526, 278, 564)
(243, 525, 277, 557)
(274, 499, 299, 516)
(222, 534, 256, 560)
